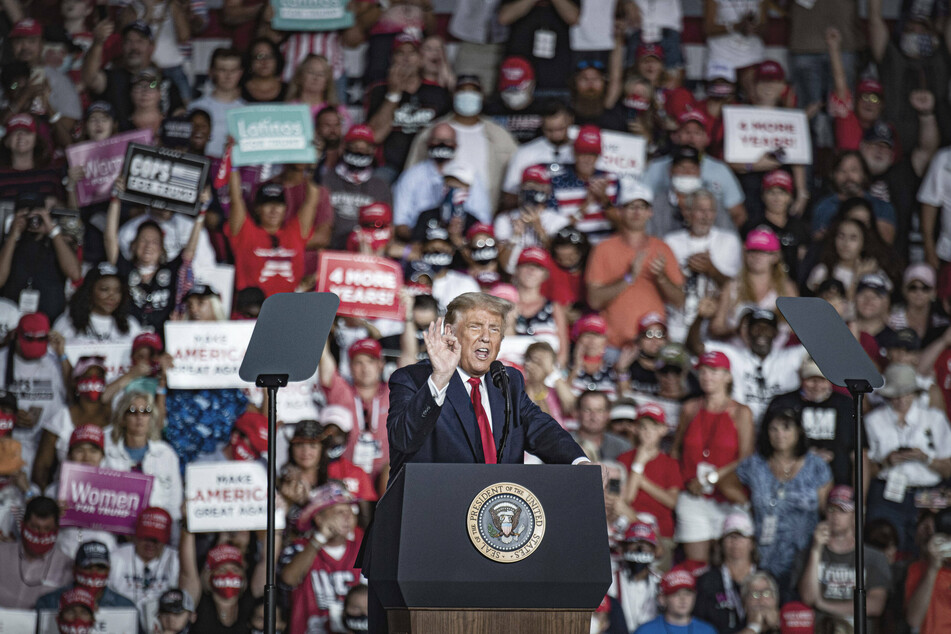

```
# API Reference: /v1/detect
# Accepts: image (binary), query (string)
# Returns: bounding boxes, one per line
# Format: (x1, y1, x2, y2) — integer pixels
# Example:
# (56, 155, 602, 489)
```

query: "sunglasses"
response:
(642, 329, 666, 339)
(555, 231, 583, 244)
(128, 406, 152, 415)
(750, 590, 775, 600)
(860, 93, 881, 104)
(135, 80, 159, 90)
(470, 238, 496, 249)
(576, 60, 605, 71)
(906, 283, 932, 292)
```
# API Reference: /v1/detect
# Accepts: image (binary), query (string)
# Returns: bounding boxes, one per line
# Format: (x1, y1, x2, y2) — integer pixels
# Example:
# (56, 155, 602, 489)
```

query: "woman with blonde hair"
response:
(287, 54, 352, 129)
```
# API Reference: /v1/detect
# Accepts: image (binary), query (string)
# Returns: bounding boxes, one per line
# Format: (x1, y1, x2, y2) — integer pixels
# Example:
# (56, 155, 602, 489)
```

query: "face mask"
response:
(622, 549, 655, 575)
(0, 412, 14, 436)
(17, 333, 48, 360)
(22, 524, 58, 556)
(707, 82, 735, 99)
(428, 143, 455, 164)
(623, 95, 651, 112)
(230, 436, 257, 461)
(519, 189, 548, 208)
(501, 88, 532, 110)
(471, 246, 498, 262)
(345, 615, 369, 633)
(422, 252, 453, 272)
(900, 31, 936, 58)
(582, 354, 604, 366)
(75, 568, 110, 590)
(671, 175, 703, 195)
(342, 152, 374, 171)
(325, 442, 346, 461)
(57, 617, 94, 634)
(76, 379, 106, 402)
(454, 91, 483, 117)
(211, 571, 244, 600)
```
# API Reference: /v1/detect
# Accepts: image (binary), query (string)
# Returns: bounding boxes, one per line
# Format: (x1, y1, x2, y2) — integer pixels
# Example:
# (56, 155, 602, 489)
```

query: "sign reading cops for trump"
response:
(66, 129, 155, 206)
(118, 143, 210, 215)
(270, 0, 354, 31)
(186, 462, 285, 532)
(316, 252, 404, 321)
(723, 106, 812, 165)
(165, 321, 256, 389)
(227, 105, 317, 166)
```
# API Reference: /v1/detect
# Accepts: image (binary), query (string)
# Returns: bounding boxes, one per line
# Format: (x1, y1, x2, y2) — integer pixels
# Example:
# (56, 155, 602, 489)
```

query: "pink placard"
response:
(58, 462, 154, 534)
(66, 129, 155, 206)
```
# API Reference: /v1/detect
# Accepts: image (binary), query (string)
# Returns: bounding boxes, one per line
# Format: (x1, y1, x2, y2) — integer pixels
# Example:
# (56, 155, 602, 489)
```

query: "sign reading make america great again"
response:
(227, 104, 317, 166)
(118, 143, 210, 215)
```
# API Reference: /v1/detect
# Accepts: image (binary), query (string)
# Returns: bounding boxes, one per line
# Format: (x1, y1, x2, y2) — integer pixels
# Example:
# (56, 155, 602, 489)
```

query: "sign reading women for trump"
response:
(270, 0, 354, 31)
(186, 462, 285, 532)
(316, 252, 404, 320)
(164, 321, 256, 389)
(227, 105, 316, 165)
(119, 143, 211, 215)
(66, 129, 154, 206)
(723, 106, 812, 165)
(58, 463, 154, 534)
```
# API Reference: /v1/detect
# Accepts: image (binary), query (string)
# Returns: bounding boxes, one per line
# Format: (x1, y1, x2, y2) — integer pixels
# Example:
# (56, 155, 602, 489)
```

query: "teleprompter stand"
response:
(777, 297, 884, 634)
(239, 292, 340, 634)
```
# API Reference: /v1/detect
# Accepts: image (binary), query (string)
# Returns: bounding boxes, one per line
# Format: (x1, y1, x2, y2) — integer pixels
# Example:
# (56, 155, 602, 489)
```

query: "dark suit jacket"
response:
(386, 361, 585, 479)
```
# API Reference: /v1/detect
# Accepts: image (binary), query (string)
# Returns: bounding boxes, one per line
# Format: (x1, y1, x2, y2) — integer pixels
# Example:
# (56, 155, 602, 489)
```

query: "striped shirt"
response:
(551, 166, 618, 244)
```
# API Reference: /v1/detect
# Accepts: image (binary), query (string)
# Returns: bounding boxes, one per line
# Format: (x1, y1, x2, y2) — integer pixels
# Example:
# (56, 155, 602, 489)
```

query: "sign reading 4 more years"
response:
(118, 143, 211, 215)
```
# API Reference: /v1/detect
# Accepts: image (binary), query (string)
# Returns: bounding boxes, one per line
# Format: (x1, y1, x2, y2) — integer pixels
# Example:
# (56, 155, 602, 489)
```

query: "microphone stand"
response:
(491, 363, 513, 463)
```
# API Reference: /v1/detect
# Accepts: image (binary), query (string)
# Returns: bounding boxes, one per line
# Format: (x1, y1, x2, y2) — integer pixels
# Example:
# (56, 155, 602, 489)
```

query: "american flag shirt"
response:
(550, 166, 618, 244)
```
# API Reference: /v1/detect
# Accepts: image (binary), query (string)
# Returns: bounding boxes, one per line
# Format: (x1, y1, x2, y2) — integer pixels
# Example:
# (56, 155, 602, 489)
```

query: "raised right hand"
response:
(424, 317, 461, 387)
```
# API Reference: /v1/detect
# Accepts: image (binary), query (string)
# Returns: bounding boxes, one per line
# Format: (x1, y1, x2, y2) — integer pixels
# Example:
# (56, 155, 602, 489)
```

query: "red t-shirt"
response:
(904, 561, 951, 634)
(227, 216, 309, 296)
(680, 408, 739, 502)
(542, 265, 584, 306)
(288, 533, 364, 634)
(616, 450, 683, 538)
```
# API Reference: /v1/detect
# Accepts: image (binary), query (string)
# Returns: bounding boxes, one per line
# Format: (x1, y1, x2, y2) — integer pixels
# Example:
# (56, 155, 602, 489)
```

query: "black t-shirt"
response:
(117, 253, 184, 333)
(745, 216, 810, 283)
(574, 103, 628, 132)
(410, 205, 480, 244)
(483, 97, 545, 144)
(765, 389, 861, 485)
(95, 68, 185, 126)
(366, 83, 452, 173)
(193, 589, 254, 634)
(693, 566, 746, 634)
(499, 0, 580, 92)
(0, 235, 67, 321)
(628, 361, 660, 396)
(868, 158, 921, 263)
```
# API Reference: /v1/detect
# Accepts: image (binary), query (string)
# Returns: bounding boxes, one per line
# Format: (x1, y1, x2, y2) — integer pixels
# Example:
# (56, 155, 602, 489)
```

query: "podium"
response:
(363, 463, 612, 633)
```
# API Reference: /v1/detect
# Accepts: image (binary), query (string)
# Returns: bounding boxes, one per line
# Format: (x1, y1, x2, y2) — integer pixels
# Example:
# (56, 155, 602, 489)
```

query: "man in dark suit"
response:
(387, 291, 588, 475)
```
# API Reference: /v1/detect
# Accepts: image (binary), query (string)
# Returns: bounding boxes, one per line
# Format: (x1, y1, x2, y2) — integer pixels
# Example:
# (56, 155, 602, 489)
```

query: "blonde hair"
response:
(287, 55, 337, 105)
(445, 292, 514, 328)
(111, 390, 160, 444)
(737, 256, 789, 305)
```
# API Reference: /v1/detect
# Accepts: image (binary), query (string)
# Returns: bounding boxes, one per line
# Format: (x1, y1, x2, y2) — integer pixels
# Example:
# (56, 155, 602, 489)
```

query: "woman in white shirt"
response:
(53, 262, 142, 347)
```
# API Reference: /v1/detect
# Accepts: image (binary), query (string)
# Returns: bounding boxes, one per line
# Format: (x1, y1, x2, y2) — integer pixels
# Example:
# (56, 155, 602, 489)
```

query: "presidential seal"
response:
(467, 482, 546, 563)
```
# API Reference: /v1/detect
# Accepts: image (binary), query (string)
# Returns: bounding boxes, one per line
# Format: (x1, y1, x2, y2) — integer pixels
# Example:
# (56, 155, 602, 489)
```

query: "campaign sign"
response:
(271, 0, 354, 31)
(193, 263, 236, 316)
(66, 129, 155, 206)
(227, 105, 316, 166)
(186, 462, 285, 532)
(164, 321, 256, 389)
(119, 143, 211, 215)
(58, 463, 154, 534)
(723, 106, 812, 165)
(38, 608, 137, 634)
(64, 342, 132, 383)
(0, 608, 36, 632)
(567, 126, 648, 176)
(316, 251, 403, 320)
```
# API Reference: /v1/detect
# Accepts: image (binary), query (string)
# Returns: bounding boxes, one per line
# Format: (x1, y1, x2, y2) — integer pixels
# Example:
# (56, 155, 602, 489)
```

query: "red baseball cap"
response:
(780, 602, 815, 634)
(358, 202, 392, 227)
(521, 165, 550, 185)
(517, 246, 552, 269)
(697, 350, 730, 371)
(637, 403, 666, 425)
(10, 19, 42, 38)
(665, 89, 697, 124)
(857, 78, 883, 96)
(135, 507, 172, 544)
(296, 482, 356, 531)
(132, 332, 163, 354)
(348, 338, 382, 361)
(206, 544, 244, 571)
(756, 60, 786, 83)
(636, 43, 664, 62)
(234, 411, 269, 456)
(6, 113, 36, 134)
(573, 125, 602, 155)
(498, 56, 534, 90)
(762, 170, 793, 193)
(70, 425, 105, 451)
(828, 485, 855, 511)
(391, 32, 421, 52)
(622, 520, 658, 545)
(638, 311, 666, 333)
(465, 222, 495, 241)
(17, 312, 50, 359)
(677, 109, 708, 129)
(572, 313, 607, 340)
(344, 124, 375, 145)
(745, 227, 781, 252)
(347, 227, 391, 252)
(661, 568, 696, 595)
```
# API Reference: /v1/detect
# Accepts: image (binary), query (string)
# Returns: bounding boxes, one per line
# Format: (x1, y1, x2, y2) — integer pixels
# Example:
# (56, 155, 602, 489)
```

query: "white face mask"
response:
(501, 88, 532, 110)
(454, 91, 483, 117)
(672, 175, 703, 195)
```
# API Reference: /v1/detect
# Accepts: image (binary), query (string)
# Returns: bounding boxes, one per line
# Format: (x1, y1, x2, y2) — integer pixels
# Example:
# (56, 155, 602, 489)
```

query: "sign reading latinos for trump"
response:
(228, 105, 316, 166)
(64, 342, 131, 383)
(270, 0, 354, 31)
(568, 126, 648, 176)
(58, 463, 154, 535)
(723, 106, 812, 165)
(186, 462, 286, 532)
(316, 251, 404, 321)
(66, 129, 154, 206)
(119, 143, 211, 215)
(164, 321, 256, 389)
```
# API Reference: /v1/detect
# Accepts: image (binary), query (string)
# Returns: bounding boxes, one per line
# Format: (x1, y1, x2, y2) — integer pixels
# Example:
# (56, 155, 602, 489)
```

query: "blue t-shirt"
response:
(634, 615, 718, 634)
(810, 194, 897, 234)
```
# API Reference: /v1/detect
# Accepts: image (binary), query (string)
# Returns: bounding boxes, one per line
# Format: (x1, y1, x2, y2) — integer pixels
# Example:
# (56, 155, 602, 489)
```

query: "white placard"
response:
(568, 126, 648, 176)
(164, 321, 256, 389)
(38, 608, 137, 634)
(0, 608, 36, 633)
(64, 342, 132, 382)
(722, 105, 812, 165)
(186, 462, 286, 532)
(192, 264, 236, 316)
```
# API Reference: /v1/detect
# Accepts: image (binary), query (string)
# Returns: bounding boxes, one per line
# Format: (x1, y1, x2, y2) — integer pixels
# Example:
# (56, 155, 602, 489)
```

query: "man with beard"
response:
(501, 101, 576, 209)
(393, 122, 491, 242)
(484, 56, 545, 143)
(323, 125, 393, 249)
(314, 106, 343, 183)
(810, 151, 897, 244)
(569, 59, 626, 132)
(765, 357, 858, 486)
(689, 308, 806, 428)
(608, 522, 662, 633)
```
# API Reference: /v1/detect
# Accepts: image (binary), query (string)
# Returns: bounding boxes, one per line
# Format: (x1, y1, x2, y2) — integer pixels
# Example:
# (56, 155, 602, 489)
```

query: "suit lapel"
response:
(446, 372, 482, 462)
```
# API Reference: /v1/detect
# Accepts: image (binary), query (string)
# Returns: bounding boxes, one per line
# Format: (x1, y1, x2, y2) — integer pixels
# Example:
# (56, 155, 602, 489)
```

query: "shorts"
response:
(673, 492, 736, 543)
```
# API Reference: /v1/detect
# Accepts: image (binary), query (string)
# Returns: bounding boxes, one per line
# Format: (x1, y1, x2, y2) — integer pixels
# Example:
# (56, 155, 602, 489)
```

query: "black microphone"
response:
(489, 361, 514, 463)
(489, 360, 507, 388)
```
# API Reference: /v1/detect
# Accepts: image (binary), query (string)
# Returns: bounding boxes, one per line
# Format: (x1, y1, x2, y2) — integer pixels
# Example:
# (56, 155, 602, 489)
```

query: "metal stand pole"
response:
(258, 374, 288, 634)
(845, 379, 872, 634)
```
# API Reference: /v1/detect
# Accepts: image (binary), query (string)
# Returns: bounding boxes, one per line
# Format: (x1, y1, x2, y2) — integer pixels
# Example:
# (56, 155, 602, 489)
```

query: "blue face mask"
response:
(454, 91, 483, 117)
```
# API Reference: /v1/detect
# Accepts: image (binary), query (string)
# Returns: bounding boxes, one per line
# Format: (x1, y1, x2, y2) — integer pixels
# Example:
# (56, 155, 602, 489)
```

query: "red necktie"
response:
(468, 377, 497, 464)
